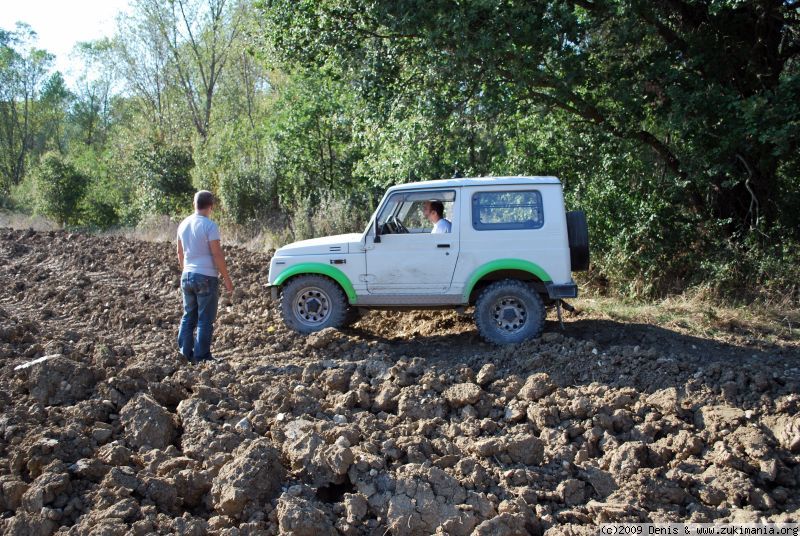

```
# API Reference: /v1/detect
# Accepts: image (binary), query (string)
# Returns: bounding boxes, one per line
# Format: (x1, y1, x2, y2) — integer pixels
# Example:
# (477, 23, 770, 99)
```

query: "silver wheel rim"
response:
(294, 287, 331, 326)
(492, 295, 527, 333)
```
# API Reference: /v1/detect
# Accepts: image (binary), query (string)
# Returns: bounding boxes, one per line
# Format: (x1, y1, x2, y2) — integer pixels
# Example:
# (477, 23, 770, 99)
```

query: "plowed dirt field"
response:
(1, 228, 798, 535)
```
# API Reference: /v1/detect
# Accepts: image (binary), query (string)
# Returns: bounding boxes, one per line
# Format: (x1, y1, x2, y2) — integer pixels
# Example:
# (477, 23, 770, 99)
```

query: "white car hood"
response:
(275, 233, 363, 256)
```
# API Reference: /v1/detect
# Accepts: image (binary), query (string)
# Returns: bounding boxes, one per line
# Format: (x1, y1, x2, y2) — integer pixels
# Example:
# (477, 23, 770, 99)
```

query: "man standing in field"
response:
(176, 191, 234, 363)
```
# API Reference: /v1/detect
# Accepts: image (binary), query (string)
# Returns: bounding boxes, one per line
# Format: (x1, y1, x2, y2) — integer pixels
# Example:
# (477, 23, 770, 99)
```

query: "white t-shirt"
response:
(432, 218, 451, 234)
(177, 213, 221, 277)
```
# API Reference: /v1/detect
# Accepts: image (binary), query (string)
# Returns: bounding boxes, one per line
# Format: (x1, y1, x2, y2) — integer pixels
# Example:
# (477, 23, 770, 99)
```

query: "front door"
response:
(365, 189, 459, 294)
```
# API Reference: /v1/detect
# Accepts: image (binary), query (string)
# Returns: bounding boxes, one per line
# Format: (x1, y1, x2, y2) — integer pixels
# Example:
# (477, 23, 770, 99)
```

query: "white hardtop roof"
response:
(386, 176, 560, 192)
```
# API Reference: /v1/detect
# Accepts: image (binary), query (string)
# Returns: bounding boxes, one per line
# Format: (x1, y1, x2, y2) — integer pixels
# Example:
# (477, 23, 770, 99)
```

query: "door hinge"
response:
(359, 274, 376, 282)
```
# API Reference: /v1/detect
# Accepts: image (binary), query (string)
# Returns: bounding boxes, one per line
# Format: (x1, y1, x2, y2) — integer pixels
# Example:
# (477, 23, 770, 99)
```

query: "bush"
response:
(69, 147, 123, 229)
(130, 139, 195, 217)
(289, 194, 370, 242)
(33, 153, 88, 227)
(219, 170, 275, 225)
(700, 232, 800, 306)
(79, 195, 119, 229)
(8, 173, 37, 213)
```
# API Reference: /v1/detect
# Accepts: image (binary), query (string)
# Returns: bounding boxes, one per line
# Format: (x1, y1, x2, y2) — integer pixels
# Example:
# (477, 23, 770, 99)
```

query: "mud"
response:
(0, 227, 798, 535)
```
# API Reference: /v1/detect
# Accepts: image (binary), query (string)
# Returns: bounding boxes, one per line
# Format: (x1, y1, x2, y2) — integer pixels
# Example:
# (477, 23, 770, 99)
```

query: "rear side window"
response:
(472, 190, 544, 230)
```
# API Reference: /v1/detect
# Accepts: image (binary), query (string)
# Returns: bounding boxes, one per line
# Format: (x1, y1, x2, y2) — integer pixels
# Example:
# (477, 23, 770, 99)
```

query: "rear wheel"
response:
(474, 279, 546, 344)
(280, 275, 348, 333)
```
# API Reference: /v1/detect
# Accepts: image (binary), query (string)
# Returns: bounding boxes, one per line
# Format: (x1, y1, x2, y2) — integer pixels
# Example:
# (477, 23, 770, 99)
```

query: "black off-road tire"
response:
(474, 279, 546, 344)
(280, 275, 348, 334)
(342, 306, 362, 327)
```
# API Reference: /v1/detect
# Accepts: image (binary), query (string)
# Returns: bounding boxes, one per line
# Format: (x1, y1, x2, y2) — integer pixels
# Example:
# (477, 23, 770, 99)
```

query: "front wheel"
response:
(474, 279, 546, 344)
(280, 275, 348, 333)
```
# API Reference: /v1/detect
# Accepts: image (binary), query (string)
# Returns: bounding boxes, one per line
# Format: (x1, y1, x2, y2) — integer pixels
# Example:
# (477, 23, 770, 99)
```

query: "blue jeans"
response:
(178, 272, 219, 361)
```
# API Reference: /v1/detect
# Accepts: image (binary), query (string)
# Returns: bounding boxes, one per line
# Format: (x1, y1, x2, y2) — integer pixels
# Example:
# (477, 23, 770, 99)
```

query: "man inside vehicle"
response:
(423, 200, 451, 233)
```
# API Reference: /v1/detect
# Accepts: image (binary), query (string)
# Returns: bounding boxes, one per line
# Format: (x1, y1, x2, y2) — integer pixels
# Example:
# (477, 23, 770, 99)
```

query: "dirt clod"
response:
(119, 393, 177, 450)
(211, 438, 284, 519)
(443, 382, 483, 407)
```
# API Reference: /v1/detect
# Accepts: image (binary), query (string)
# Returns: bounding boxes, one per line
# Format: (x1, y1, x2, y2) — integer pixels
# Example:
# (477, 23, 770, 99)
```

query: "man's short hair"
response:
(429, 200, 444, 218)
(194, 190, 215, 210)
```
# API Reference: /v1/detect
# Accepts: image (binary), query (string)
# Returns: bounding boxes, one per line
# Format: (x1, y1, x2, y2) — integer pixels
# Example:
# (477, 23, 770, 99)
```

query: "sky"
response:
(0, 0, 130, 85)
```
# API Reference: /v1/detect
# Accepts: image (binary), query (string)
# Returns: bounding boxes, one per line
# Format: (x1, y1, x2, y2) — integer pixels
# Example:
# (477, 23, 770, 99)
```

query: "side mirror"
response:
(374, 218, 381, 243)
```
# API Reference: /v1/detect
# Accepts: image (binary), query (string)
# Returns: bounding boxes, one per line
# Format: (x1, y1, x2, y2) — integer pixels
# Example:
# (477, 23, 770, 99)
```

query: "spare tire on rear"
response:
(566, 210, 590, 271)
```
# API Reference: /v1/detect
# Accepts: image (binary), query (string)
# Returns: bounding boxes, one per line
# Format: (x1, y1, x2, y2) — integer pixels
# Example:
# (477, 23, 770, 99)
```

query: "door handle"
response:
(437, 244, 451, 248)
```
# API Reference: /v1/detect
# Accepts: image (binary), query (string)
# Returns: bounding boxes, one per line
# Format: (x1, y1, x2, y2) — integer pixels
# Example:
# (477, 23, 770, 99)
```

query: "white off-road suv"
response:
(268, 177, 589, 344)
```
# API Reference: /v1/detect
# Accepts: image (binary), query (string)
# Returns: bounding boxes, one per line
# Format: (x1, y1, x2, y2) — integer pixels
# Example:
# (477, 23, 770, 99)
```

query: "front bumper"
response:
(545, 282, 578, 299)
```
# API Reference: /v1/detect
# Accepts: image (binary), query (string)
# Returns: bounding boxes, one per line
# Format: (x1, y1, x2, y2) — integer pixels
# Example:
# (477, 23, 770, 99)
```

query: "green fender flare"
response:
(463, 259, 552, 301)
(273, 263, 358, 304)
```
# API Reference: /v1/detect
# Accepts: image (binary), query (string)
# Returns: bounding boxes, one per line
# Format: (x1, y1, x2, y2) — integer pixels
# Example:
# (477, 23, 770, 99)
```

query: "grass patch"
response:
(0, 209, 58, 231)
(572, 293, 800, 348)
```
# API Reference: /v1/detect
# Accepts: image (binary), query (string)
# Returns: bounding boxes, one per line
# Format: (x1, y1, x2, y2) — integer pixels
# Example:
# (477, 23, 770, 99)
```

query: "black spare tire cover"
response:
(566, 210, 590, 271)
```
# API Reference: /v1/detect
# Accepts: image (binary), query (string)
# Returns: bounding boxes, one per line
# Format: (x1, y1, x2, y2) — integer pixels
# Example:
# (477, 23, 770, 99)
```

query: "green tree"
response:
(34, 71, 72, 155)
(267, 71, 363, 208)
(0, 24, 54, 193)
(256, 0, 800, 234)
(33, 152, 88, 226)
(115, 4, 185, 139)
(70, 39, 116, 149)
(130, 0, 245, 142)
(192, 18, 275, 209)
(256, 0, 800, 300)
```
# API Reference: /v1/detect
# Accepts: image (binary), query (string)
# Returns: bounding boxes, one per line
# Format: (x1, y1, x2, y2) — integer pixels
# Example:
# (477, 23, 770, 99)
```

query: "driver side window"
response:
(377, 190, 456, 235)
(402, 202, 434, 231)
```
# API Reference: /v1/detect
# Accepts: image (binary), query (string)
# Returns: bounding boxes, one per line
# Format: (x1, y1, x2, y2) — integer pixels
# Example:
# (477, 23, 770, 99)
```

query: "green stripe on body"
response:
(273, 263, 358, 304)
(463, 259, 552, 301)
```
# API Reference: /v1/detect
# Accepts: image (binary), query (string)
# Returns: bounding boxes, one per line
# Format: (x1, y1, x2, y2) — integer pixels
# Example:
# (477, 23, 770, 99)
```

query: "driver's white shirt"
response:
(432, 218, 451, 234)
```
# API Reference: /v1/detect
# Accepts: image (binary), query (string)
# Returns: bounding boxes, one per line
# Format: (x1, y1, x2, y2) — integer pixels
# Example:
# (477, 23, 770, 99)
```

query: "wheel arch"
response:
(273, 263, 358, 304)
(464, 259, 552, 304)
